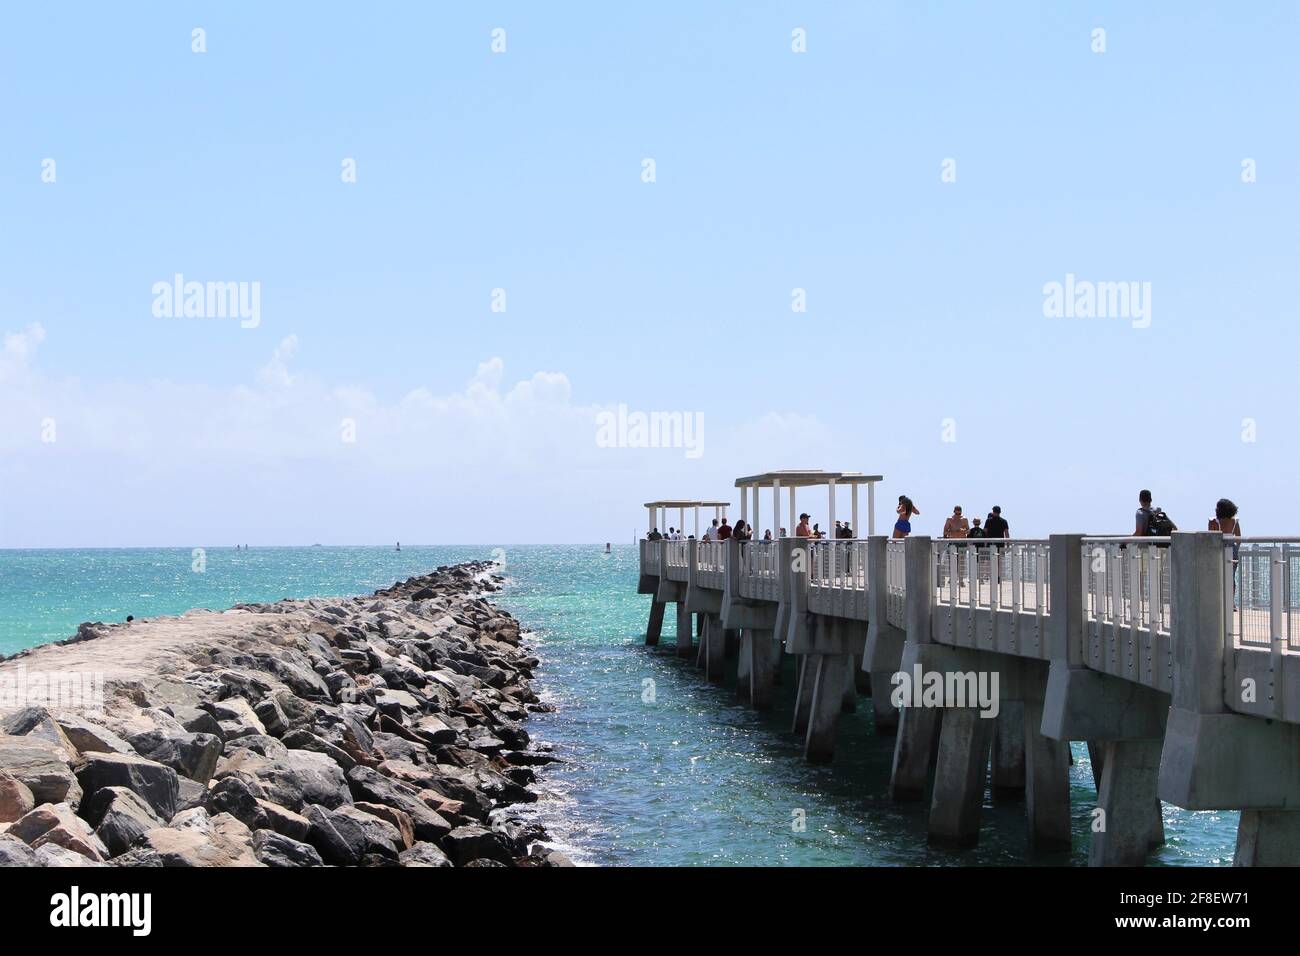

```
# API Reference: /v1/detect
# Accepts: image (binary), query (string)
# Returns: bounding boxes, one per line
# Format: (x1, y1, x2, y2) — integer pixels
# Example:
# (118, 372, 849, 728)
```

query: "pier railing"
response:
(1081, 538, 1172, 637)
(640, 539, 660, 575)
(932, 539, 1050, 614)
(1229, 539, 1300, 652)
(808, 540, 869, 591)
(695, 539, 727, 590)
(739, 540, 781, 601)
(885, 540, 906, 628)
(664, 539, 690, 582)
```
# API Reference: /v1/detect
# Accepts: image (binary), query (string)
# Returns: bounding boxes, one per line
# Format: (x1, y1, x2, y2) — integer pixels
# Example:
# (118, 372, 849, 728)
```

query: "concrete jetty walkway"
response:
(636, 470, 1300, 866)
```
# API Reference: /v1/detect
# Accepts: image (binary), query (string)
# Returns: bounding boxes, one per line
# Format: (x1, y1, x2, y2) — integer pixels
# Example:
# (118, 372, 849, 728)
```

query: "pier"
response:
(636, 471, 1300, 866)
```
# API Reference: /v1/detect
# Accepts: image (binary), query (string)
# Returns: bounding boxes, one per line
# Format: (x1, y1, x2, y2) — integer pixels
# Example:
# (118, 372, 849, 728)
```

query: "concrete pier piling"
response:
(637, 476, 1300, 866)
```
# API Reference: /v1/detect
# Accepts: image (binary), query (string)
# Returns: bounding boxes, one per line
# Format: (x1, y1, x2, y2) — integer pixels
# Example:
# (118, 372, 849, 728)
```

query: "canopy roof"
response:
(733, 470, 883, 489)
(643, 499, 731, 508)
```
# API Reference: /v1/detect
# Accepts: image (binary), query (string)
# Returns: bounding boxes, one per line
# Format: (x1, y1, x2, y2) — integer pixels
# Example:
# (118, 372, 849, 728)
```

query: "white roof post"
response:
(789, 486, 796, 533)
(740, 486, 748, 523)
(753, 484, 760, 536)
(678, 507, 684, 536)
(867, 481, 876, 536)
(851, 484, 859, 539)
(694, 505, 700, 538)
(772, 478, 782, 540)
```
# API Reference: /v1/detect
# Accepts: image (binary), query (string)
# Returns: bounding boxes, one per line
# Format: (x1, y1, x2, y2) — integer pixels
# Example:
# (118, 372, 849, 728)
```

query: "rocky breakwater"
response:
(0, 561, 569, 867)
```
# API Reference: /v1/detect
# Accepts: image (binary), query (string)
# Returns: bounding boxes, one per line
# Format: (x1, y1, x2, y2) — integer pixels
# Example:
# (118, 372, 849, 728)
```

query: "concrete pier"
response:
(635, 476, 1300, 866)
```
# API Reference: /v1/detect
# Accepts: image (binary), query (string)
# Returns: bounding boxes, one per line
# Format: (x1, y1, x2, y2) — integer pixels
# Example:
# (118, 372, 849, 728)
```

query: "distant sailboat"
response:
(605, 542, 611, 554)
(396, 541, 401, 551)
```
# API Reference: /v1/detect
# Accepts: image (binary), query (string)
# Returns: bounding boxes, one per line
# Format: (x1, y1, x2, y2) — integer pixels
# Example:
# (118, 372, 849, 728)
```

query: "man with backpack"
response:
(1134, 489, 1176, 537)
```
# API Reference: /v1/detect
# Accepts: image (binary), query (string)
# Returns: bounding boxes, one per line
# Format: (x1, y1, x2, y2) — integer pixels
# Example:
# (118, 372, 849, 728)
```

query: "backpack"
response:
(1147, 508, 1176, 536)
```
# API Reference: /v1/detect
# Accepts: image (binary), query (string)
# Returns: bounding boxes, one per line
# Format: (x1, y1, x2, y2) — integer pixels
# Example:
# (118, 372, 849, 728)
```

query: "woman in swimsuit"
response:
(893, 496, 919, 539)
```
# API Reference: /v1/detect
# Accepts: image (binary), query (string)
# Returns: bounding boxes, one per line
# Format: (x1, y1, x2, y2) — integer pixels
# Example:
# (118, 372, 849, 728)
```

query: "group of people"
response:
(646, 490, 1244, 544)
(936, 503, 1010, 541)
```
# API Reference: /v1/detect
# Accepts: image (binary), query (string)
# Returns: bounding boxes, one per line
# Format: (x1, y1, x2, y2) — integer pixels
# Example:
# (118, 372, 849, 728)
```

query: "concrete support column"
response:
(991, 701, 1026, 799)
(865, 535, 904, 734)
(1090, 738, 1165, 866)
(1235, 811, 1300, 865)
(748, 628, 776, 709)
(792, 655, 815, 735)
(646, 600, 665, 646)
(1024, 696, 1072, 849)
(841, 655, 858, 713)
(805, 653, 851, 763)
(889, 536, 941, 800)
(735, 629, 752, 698)
(704, 614, 725, 683)
(928, 707, 995, 846)
(675, 602, 693, 656)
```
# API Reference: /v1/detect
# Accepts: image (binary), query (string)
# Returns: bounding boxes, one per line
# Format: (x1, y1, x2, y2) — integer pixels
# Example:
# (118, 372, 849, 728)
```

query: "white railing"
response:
(665, 539, 688, 569)
(1081, 538, 1172, 636)
(739, 540, 781, 601)
(933, 539, 1050, 615)
(640, 539, 660, 575)
(885, 540, 906, 628)
(697, 540, 725, 573)
(1227, 539, 1300, 651)
(809, 540, 869, 592)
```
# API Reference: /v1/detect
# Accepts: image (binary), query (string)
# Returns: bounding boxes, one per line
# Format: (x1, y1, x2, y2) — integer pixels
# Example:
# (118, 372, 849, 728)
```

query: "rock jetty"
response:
(0, 561, 570, 867)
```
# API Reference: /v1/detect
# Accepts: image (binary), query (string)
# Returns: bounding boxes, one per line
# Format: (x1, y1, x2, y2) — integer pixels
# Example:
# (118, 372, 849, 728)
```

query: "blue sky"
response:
(1, 2, 1296, 546)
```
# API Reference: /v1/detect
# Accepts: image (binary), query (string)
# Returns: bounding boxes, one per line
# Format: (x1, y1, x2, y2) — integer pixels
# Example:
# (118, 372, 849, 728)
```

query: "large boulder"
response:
(200, 698, 266, 741)
(216, 748, 350, 812)
(52, 715, 134, 756)
(440, 824, 514, 866)
(398, 841, 452, 867)
(8, 803, 108, 861)
(0, 833, 38, 866)
(1, 707, 77, 758)
(302, 804, 366, 866)
(251, 829, 322, 867)
(0, 770, 36, 823)
(256, 800, 311, 841)
(345, 766, 451, 841)
(74, 752, 179, 821)
(36, 843, 108, 867)
(82, 787, 164, 857)
(0, 735, 82, 807)
(127, 727, 223, 785)
(135, 812, 261, 866)
(201, 776, 269, 832)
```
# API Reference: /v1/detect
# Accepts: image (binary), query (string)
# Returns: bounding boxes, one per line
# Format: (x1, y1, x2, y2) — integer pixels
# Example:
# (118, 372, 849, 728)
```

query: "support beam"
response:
(646, 600, 665, 646)
(1090, 738, 1164, 866)
(991, 701, 1026, 799)
(805, 653, 851, 763)
(675, 602, 693, 656)
(928, 707, 995, 846)
(1024, 697, 1072, 849)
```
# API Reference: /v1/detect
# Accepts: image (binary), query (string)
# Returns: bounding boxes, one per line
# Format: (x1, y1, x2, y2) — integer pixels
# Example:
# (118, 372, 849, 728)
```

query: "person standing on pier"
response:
(704, 519, 719, 541)
(796, 513, 813, 537)
(732, 520, 751, 541)
(984, 506, 1009, 539)
(893, 497, 919, 538)
(943, 506, 969, 539)
(717, 517, 732, 541)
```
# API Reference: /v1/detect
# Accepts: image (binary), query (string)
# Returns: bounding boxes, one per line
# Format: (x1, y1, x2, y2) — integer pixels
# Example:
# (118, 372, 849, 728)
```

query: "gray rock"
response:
(52, 715, 134, 756)
(221, 734, 287, 759)
(201, 776, 269, 831)
(398, 841, 452, 867)
(279, 729, 354, 770)
(74, 752, 179, 821)
(0, 735, 82, 807)
(127, 727, 223, 784)
(303, 804, 366, 866)
(217, 748, 351, 812)
(252, 829, 322, 867)
(440, 824, 514, 866)
(346, 765, 451, 842)
(35, 843, 108, 867)
(0, 833, 38, 866)
(169, 706, 224, 738)
(9, 803, 108, 861)
(135, 812, 260, 866)
(253, 698, 289, 737)
(200, 698, 266, 741)
(0, 707, 76, 757)
(332, 805, 401, 860)
(176, 776, 207, 812)
(83, 786, 164, 857)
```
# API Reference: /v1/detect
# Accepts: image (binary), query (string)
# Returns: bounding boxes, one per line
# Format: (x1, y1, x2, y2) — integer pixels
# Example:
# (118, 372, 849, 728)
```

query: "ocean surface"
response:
(0, 544, 1236, 866)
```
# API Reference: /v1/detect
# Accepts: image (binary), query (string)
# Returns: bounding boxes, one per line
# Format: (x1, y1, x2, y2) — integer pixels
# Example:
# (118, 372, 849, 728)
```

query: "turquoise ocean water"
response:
(0, 544, 1236, 865)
